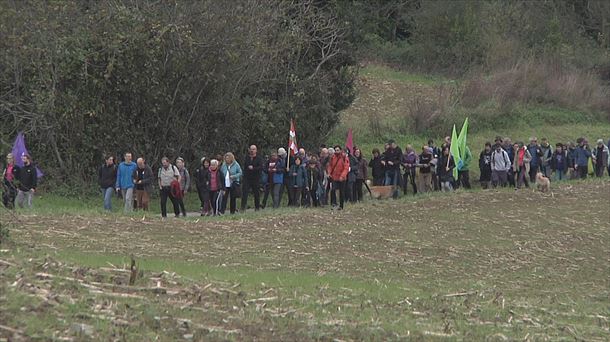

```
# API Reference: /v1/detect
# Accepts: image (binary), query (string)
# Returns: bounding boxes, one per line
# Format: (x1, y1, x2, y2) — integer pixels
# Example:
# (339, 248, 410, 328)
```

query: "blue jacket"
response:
(288, 164, 307, 188)
(267, 158, 285, 184)
(574, 146, 592, 166)
(116, 161, 138, 189)
(220, 161, 243, 185)
(527, 144, 542, 167)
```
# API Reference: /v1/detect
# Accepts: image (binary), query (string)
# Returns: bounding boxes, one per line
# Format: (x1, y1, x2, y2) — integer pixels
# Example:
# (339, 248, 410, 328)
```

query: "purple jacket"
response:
(401, 151, 418, 170)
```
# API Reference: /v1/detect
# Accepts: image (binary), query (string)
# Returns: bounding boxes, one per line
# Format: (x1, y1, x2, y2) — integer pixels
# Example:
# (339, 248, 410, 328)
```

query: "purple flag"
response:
(11, 132, 44, 178)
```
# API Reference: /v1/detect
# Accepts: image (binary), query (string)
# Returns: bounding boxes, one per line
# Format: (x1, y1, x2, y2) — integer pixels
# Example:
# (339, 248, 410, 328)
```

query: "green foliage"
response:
(0, 1, 357, 180)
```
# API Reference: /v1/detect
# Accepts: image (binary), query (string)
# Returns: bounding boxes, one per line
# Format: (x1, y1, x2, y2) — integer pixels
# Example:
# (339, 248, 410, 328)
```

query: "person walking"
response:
(115, 152, 138, 212)
(573, 138, 592, 179)
(353, 148, 367, 202)
(417, 146, 433, 193)
(194, 158, 212, 216)
(175, 157, 190, 216)
(368, 148, 384, 186)
(550, 143, 568, 181)
(14, 153, 37, 208)
(2, 153, 17, 209)
(491, 144, 511, 188)
(241, 145, 264, 212)
(220, 152, 242, 215)
(527, 137, 543, 183)
(457, 146, 472, 189)
(478, 143, 492, 189)
(158, 157, 181, 218)
(401, 145, 418, 195)
(327, 145, 350, 210)
(513, 142, 532, 189)
(592, 139, 609, 177)
(132, 157, 153, 211)
(207, 159, 224, 216)
(382, 140, 402, 198)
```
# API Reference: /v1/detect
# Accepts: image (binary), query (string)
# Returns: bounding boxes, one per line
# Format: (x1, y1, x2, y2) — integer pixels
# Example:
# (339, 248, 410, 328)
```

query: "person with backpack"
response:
(158, 156, 181, 218)
(194, 157, 212, 216)
(219, 152, 242, 215)
(2, 153, 17, 209)
(491, 144, 511, 188)
(327, 145, 350, 210)
(550, 143, 568, 181)
(478, 143, 492, 189)
(132, 157, 153, 211)
(14, 153, 37, 209)
(115, 152, 138, 212)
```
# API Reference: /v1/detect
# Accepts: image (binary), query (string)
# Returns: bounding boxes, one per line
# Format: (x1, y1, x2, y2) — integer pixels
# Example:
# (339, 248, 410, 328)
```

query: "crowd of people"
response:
(2, 136, 609, 216)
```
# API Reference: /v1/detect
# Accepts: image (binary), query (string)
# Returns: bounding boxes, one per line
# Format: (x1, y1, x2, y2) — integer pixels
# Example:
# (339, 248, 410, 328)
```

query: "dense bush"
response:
(0, 1, 357, 181)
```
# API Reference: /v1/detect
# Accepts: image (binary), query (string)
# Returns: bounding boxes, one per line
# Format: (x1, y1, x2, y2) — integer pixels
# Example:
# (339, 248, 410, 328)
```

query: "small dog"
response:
(535, 172, 550, 193)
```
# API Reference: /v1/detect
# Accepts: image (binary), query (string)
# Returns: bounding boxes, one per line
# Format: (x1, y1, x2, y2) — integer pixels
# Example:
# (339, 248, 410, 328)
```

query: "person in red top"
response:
(326, 145, 350, 210)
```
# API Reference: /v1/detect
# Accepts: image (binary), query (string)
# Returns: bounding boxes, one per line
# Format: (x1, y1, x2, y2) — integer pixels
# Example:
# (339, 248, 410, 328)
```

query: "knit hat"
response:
(278, 147, 287, 157)
(597, 139, 604, 145)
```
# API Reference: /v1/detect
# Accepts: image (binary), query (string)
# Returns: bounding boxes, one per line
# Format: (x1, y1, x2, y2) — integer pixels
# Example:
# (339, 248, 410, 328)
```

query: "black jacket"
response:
(15, 163, 37, 191)
(132, 165, 154, 194)
(98, 164, 117, 188)
(242, 155, 264, 183)
(368, 156, 385, 179)
(438, 154, 455, 182)
(382, 147, 402, 170)
(194, 166, 211, 192)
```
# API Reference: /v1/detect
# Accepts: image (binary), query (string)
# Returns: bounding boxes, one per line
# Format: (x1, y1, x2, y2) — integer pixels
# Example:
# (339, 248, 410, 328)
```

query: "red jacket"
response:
(170, 179, 183, 199)
(326, 153, 350, 181)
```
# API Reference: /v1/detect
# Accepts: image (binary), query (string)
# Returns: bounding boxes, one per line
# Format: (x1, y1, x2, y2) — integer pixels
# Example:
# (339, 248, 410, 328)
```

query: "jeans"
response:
(197, 188, 211, 215)
(529, 164, 539, 183)
(441, 181, 453, 192)
(554, 169, 566, 181)
(16, 190, 33, 208)
(384, 169, 400, 198)
(102, 187, 114, 211)
(354, 179, 364, 201)
(271, 183, 282, 208)
(221, 187, 238, 214)
(121, 188, 134, 212)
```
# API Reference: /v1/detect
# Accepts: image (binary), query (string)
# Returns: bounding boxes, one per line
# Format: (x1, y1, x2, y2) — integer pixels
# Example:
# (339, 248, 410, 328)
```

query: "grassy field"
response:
(1, 178, 609, 341)
(1, 64, 609, 341)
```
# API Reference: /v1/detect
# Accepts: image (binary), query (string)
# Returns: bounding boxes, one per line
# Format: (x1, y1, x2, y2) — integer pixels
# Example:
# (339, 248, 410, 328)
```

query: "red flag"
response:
(345, 128, 353, 153)
(288, 119, 298, 156)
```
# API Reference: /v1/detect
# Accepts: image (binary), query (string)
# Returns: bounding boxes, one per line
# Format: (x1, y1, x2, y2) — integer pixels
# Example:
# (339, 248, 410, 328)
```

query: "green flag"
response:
(450, 124, 461, 180)
(457, 117, 468, 160)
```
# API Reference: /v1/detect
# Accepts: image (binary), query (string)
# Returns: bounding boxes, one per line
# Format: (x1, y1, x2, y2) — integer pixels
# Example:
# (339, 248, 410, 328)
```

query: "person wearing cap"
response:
(592, 139, 609, 177)
(382, 139, 402, 198)
(115, 152, 138, 212)
(2, 153, 17, 209)
(14, 153, 37, 208)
